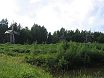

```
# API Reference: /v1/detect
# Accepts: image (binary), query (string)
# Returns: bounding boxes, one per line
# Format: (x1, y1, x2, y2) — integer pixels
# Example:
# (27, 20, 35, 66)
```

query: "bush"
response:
(25, 42, 104, 71)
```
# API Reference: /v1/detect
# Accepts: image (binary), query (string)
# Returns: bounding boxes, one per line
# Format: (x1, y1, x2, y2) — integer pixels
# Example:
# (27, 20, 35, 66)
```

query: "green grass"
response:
(26, 42, 104, 70)
(0, 54, 52, 78)
(1, 42, 104, 78)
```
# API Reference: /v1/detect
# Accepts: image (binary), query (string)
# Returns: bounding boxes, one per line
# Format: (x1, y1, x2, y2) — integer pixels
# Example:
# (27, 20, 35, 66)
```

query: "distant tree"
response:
(59, 27, 66, 40)
(72, 29, 81, 42)
(0, 19, 8, 43)
(0, 18, 104, 44)
(93, 32, 101, 42)
(53, 31, 60, 43)
(52, 27, 67, 43)
(31, 24, 47, 43)
(47, 32, 53, 44)
(97, 33, 104, 43)
(80, 30, 86, 42)
(41, 26, 48, 43)
(9, 22, 20, 31)
(66, 30, 74, 42)
(19, 27, 32, 44)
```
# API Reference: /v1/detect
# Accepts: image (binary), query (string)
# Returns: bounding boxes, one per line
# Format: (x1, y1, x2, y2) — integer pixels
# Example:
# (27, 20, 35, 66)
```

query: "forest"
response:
(0, 18, 104, 44)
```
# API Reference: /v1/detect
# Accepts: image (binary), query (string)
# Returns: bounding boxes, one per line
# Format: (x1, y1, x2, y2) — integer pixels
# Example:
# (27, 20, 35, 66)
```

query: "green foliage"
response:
(31, 24, 47, 43)
(0, 18, 104, 44)
(0, 54, 52, 78)
(0, 19, 8, 43)
(1, 43, 104, 77)
(25, 42, 104, 71)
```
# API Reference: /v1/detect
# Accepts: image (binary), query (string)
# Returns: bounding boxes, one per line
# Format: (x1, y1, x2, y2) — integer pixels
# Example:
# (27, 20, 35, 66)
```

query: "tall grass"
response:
(1, 42, 104, 77)
(26, 41, 104, 72)
(0, 54, 52, 78)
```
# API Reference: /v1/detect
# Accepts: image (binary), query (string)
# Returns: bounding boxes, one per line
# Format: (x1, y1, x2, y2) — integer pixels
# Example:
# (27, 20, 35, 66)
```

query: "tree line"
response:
(0, 18, 104, 44)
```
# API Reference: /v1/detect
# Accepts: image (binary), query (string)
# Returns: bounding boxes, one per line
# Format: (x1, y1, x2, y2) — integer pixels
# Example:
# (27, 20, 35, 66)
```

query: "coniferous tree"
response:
(47, 32, 53, 44)
(0, 19, 8, 43)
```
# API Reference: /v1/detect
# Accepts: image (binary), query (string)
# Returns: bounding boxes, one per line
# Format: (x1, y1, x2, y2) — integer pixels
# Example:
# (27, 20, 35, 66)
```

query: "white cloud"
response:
(33, 0, 95, 32)
(0, 0, 104, 32)
(30, 0, 42, 4)
(0, 0, 19, 18)
(0, 0, 34, 28)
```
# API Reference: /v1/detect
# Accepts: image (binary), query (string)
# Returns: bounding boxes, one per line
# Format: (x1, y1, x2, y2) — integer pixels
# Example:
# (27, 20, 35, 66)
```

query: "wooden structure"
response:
(5, 26, 18, 43)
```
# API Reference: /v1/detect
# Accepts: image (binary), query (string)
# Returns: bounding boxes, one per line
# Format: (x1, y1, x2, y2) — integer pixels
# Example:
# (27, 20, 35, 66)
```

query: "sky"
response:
(0, 0, 104, 33)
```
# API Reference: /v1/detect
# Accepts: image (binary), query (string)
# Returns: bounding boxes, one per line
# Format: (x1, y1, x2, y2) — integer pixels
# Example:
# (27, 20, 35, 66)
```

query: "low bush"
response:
(26, 42, 104, 72)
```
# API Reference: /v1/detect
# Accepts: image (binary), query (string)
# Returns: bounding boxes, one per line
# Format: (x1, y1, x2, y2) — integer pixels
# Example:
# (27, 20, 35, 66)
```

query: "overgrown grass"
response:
(0, 54, 52, 78)
(26, 42, 104, 70)
(1, 42, 104, 78)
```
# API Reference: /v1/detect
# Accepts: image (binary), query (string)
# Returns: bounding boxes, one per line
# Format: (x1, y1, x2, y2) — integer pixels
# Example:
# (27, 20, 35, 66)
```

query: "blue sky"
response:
(0, 0, 104, 32)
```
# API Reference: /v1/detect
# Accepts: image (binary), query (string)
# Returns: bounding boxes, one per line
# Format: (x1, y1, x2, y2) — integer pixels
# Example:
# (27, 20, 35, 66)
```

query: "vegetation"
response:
(1, 18, 104, 78)
(0, 44, 52, 78)
(0, 18, 104, 44)
(26, 41, 104, 71)
(0, 42, 104, 77)
(0, 55, 52, 78)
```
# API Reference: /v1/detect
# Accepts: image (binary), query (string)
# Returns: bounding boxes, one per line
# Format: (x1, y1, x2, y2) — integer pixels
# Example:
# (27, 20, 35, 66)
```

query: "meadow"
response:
(0, 42, 104, 78)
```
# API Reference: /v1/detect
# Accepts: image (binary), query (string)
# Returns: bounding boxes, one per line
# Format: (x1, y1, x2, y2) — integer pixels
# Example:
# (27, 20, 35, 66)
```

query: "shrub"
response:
(26, 42, 104, 72)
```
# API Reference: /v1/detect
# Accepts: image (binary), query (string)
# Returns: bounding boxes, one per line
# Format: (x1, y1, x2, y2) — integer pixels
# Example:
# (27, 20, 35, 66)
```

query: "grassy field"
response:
(0, 46, 52, 78)
(0, 55, 52, 78)
(0, 42, 104, 78)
